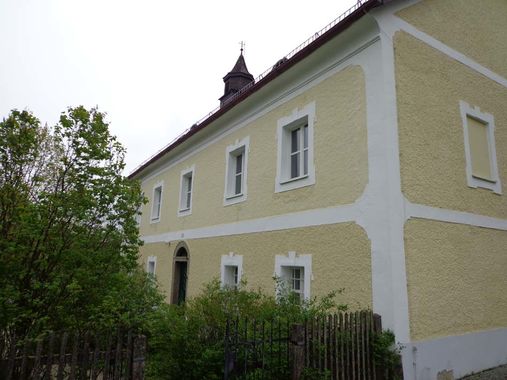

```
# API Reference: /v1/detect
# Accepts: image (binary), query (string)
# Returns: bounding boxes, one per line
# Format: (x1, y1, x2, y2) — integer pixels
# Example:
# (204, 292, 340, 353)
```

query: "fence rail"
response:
(0, 330, 146, 380)
(224, 311, 400, 380)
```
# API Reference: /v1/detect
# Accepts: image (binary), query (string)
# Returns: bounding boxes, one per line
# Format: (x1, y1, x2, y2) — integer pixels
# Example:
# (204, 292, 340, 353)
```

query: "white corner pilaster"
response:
(355, 8, 411, 348)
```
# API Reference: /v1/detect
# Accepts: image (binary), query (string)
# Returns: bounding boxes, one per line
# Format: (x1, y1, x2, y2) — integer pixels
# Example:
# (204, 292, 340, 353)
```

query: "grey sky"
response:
(0, 0, 357, 173)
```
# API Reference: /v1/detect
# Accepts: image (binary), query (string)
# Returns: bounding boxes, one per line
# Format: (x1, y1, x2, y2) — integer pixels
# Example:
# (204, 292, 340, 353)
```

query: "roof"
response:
(228, 53, 252, 78)
(129, 0, 385, 179)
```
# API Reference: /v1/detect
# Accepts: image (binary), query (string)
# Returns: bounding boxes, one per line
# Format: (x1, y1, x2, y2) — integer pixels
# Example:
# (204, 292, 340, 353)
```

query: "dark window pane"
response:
(235, 153, 243, 174)
(291, 128, 299, 153)
(291, 153, 299, 178)
(303, 125, 308, 148)
(187, 175, 192, 191)
(235, 173, 242, 194)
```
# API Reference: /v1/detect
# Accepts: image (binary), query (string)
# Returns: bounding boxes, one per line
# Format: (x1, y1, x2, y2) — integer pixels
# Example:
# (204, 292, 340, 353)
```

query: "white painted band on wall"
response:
(406, 202, 507, 231)
(141, 203, 359, 243)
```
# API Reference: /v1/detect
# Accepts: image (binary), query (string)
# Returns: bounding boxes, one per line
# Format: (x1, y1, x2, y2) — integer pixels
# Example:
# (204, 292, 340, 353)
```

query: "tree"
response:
(0, 107, 161, 337)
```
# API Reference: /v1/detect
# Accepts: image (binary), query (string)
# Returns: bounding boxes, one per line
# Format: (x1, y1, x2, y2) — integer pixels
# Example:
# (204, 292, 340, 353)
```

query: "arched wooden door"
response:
(171, 243, 189, 305)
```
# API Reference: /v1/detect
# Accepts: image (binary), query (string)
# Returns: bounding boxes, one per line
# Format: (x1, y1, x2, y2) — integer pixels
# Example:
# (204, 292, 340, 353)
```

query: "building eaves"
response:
(129, 0, 385, 180)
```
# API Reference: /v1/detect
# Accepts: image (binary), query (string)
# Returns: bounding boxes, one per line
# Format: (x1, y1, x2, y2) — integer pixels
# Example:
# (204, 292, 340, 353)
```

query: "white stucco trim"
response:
(406, 201, 507, 231)
(177, 165, 195, 217)
(223, 136, 250, 206)
(383, 14, 507, 89)
(142, 203, 358, 243)
(357, 9, 411, 344)
(402, 327, 507, 380)
(142, 198, 507, 243)
(220, 252, 243, 288)
(274, 252, 312, 301)
(459, 101, 502, 194)
(275, 101, 316, 193)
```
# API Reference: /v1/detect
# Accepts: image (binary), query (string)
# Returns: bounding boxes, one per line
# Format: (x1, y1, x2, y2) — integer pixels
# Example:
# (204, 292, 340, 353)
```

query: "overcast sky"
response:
(1, 0, 357, 173)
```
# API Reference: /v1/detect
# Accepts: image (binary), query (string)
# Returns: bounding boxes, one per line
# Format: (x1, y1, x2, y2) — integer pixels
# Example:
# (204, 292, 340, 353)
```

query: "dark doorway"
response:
(171, 245, 189, 305)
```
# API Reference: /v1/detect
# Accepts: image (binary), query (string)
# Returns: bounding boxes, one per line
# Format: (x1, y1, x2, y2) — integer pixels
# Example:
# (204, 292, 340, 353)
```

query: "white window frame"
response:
(224, 136, 250, 206)
(150, 182, 163, 223)
(276, 102, 315, 193)
(178, 165, 195, 216)
(146, 255, 157, 276)
(220, 252, 243, 289)
(459, 101, 502, 194)
(274, 252, 312, 301)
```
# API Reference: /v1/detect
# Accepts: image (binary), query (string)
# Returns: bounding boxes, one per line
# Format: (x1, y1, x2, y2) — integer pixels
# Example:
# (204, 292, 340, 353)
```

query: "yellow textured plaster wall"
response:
(139, 223, 372, 309)
(395, 31, 507, 218)
(139, 66, 367, 236)
(138, 242, 173, 300)
(405, 219, 507, 341)
(396, 0, 507, 79)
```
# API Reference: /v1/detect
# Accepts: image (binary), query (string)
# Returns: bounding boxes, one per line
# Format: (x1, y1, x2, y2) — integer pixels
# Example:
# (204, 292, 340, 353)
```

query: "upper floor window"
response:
(276, 102, 315, 193)
(178, 166, 195, 216)
(150, 183, 163, 223)
(224, 137, 250, 206)
(221, 253, 243, 289)
(459, 101, 501, 194)
(274, 251, 312, 301)
(290, 124, 309, 179)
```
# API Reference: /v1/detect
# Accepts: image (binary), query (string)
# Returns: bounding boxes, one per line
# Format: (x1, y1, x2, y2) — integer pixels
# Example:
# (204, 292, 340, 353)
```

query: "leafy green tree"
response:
(0, 107, 162, 338)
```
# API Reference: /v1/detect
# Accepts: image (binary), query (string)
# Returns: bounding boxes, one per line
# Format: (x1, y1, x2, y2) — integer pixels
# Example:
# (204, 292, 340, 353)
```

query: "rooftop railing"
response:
(133, 1, 365, 174)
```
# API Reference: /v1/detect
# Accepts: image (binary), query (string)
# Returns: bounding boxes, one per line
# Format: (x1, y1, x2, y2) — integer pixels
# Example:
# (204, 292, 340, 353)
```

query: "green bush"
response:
(144, 279, 402, 379)
(145, 279, 347, 380)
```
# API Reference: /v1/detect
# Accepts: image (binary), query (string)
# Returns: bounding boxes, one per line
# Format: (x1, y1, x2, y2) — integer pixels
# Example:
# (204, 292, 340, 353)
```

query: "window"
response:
(147, 256, 157, 276)
(289, 267, 304, 299)
(460, 101, 501, 194)
(150, 183, 163, 222)
(221, 253, 243, 289)
(290, 125, 309, 179)
(224, 137, 249, 205)
(276, 102, 315, 193)
(178, 166, 195, 216)
(274, 252, 312, 301)
(224, 266, 239, 288)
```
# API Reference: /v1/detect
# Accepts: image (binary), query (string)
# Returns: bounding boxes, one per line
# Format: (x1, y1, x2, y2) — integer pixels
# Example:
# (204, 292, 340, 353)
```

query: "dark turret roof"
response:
(229, 53, 251, 75)
(219, 52, 255, 107)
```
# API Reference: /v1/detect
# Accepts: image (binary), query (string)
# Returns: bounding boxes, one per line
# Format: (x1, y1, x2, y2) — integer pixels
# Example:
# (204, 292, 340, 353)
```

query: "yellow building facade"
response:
(131, 1, 507, 378)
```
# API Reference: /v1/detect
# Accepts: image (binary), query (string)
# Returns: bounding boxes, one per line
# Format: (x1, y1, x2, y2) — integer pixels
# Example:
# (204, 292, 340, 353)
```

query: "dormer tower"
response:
(219, 49, 254, 107)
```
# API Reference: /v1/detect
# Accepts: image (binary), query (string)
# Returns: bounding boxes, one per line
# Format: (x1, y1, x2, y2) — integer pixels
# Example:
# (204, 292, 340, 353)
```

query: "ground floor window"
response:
(146, 255, 157, 276)
(221, 253, 243, 289)
(274, 252, 312, 301)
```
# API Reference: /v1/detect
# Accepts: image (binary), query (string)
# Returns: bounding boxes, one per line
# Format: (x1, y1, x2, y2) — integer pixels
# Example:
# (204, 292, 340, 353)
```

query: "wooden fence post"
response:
(373, 314, 384, 380)
(290, 324, 304, 380)
(132, 335, 146, 380)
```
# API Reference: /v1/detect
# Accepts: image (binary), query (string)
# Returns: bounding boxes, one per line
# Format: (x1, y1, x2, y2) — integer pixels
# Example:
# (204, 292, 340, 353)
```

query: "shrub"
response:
(145, 279, 347, 379)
